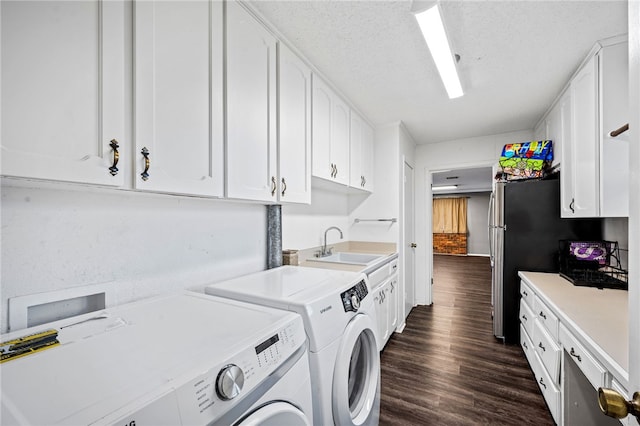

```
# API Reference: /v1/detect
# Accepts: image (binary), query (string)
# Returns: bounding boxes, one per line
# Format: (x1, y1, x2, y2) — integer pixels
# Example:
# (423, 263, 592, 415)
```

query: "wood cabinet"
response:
(349, 112, 374, 192)
(1, 0, 125, 186)
(226, 1, 277, 202)
(134, 0, 224, 197)
(312, 76, 350, 186)
(278, 43, 312, 204)
(560, 38, 629, 218)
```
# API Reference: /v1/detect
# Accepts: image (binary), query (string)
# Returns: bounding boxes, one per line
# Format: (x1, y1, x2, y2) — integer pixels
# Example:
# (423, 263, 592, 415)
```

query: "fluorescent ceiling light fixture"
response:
(415, 5, 464, 99)
(432, 185, 458, 191)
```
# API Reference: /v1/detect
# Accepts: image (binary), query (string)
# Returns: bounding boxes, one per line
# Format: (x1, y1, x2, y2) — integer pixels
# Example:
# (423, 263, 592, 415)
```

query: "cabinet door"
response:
(1, 1, 125, 186)
(559, 91, 576, 217)
(134, 0, 223, 197)
(568, 55, 599, 217)
(331, 97, 351, 185)
(599, 42, 629, 217)
(226, 1, 277, 202)
(361, 122, 375, 192)
(311, 76, 334, 181)
(278, 44, 311, 204)
(546, 100, 562, 169)
(349, 112, 364, 188)
(388, 275, 398, 332)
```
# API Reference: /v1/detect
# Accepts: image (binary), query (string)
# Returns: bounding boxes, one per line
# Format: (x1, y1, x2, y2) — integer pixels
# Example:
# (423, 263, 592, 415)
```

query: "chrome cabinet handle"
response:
(570, 347, 582, 362)
(334, 165, 338, 178)
(539, 377, 547, 389)
(570, 198, 575, 213)
(330, 163, 336, 178)
(140, 147, 150, 181)
(522, 290, 528, 297)
(281, 178, 287, 197)
(523, 341, 528, 350)
(271, 176, 277, 196)
(538, 342, 546, 352)
(522, 314, 527, 322)
(109, 139, 120, 176)
(539, 311, 547, 320)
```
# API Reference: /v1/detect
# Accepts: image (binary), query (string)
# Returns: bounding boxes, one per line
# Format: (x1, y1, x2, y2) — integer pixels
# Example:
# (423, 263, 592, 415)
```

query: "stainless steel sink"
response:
(307, 252, 384, 266)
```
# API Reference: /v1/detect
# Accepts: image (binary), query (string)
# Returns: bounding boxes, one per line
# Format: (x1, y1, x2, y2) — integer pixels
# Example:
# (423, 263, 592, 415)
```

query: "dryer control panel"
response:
(340, 279, 368, 312)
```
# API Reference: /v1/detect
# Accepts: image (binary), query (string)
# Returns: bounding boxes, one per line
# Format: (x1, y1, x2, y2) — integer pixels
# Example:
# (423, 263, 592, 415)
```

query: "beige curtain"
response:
(433, 197, 467, 233)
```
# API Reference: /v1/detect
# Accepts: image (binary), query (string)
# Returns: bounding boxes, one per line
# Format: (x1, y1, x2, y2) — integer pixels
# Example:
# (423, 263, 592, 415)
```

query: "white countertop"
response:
(518, 271, 628, 385)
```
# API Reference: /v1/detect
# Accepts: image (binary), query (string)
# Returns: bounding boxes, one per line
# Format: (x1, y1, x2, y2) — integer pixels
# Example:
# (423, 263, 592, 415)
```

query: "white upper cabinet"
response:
(560, 38, 628, 218)
(312, 76, 350, 186)
(226, 1, 278, 202)
(134, 0, 224, 197)
(349, 112, 374, 192)
(278, 44, 312, 204)
(1, 0, 125, 186)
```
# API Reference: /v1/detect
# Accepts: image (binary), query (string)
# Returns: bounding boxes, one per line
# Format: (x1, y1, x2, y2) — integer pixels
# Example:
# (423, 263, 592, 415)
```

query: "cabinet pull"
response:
(522, 290, 528, 297)
(522, 314, 527, 322)
(109, 139, 120, 176)
(609, 123, 629, 137)
(361, 176, 365, 187)
(523, 341, 528, 350)
(539, 311, 547, 320)
(569, 198, 575, 213)
(271, 176, 277, 196)
(570, 347, 582, 362)
(334, 165, 338, 178)
(140, 147, 150, 181)
(538, 342, 546, 352)
(330, 163, 336, 178)
(539, 377, 547, 389)
(281, 177, 287, 197)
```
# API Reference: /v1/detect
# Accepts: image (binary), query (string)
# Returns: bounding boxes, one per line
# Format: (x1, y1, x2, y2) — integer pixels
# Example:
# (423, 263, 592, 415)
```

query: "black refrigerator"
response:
(488, 174, 602, 344)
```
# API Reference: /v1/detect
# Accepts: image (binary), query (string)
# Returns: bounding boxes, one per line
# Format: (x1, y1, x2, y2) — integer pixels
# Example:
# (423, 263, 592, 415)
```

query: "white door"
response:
(331, 98, 351, 186)
(1, 0, 125, 186)
(311, 76, 333, 181)
(349, 112, 364, 189)
(278, 44, 311, 204)
(332, 314, 379, 426)
(134, 0, 224, 197)
(361, 123, 375, 192)
(226, 1, 277, 202)
(403, 161, 416, 320)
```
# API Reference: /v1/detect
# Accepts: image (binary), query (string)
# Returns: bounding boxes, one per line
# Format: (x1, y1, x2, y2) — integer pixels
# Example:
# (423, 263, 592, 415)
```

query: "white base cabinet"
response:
(1, 0, 125, 186)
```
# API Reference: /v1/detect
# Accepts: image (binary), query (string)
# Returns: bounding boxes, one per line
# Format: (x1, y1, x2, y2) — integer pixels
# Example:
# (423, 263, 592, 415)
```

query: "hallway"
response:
(378, 254, 554, 425)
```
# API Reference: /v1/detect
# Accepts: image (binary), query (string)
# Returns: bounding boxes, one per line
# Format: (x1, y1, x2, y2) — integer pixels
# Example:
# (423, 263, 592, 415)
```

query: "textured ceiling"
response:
(432, 166, 494, 193)
(249, 0, 628, 145)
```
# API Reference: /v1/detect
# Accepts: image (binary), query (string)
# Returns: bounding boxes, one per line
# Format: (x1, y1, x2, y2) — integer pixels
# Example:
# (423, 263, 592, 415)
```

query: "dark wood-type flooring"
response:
(379, 254, 554, 425)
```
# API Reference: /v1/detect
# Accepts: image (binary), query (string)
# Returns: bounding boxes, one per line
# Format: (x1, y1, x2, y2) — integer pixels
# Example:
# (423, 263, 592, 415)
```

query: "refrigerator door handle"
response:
(488, 191, 495, 267)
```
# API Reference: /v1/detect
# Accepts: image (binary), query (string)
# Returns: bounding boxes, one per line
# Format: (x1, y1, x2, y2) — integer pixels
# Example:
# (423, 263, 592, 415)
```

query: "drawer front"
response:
(520, 324, 535, 366)
(559, 323, 607, 389)
(520, 281, 534, 307)
(531, 352, 561, 425)
(519, 298, 535, 338)
(533, 319, 561, 383)
(534, 296, 559, 340)
(388, 258, 398, 276)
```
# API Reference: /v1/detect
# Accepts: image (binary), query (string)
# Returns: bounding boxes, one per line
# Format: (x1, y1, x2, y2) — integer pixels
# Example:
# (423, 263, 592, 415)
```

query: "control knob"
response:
(216, 364, 244, 400)
(350, 293, 361, 310)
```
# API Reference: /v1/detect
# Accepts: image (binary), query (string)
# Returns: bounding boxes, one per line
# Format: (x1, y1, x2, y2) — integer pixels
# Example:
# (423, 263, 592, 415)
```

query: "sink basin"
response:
(308, 252, 384, 266)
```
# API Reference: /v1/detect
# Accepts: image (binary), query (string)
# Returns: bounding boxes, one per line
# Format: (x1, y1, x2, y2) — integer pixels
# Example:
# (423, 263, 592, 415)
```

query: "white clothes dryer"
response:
(1, 292, 312, 426)
(205, 266, 381, 426)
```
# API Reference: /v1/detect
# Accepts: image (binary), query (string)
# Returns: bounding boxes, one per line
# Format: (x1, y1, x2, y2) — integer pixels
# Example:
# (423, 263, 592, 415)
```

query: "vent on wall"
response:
(8, 283, 113, 332)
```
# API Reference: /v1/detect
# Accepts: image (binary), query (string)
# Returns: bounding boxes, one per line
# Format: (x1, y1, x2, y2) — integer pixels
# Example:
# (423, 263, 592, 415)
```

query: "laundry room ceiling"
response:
(248, 0, 628, 145)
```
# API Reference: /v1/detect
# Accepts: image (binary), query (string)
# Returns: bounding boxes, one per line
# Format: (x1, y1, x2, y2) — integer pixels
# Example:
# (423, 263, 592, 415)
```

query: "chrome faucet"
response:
(320, 226, 343, 257)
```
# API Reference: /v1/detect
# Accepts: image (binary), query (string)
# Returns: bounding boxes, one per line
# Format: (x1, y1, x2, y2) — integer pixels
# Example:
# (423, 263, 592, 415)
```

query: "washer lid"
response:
(205, 266, 364, 308)
(0, 292, 304, 425)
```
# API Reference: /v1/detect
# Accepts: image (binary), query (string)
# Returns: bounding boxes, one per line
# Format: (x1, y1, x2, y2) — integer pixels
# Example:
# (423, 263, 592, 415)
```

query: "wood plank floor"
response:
(379, 254, 554, 425)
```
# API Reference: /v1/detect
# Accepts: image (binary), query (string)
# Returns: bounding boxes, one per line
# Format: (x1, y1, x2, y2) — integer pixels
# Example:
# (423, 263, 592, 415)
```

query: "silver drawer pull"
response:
(523, 341, 528, 350)
(539, 311, 547, 320)
(538, 342, 546, 352)
(522, 314, 527, 322)
(570, 347, 582, 362)
(523, 290, 528, 297)
(539, 377, 547, 389)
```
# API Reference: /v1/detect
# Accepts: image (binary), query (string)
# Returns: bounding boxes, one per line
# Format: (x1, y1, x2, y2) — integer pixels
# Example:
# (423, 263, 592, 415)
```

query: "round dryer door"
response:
(332, 314, 380, 426)
(236, 401, 310, 426)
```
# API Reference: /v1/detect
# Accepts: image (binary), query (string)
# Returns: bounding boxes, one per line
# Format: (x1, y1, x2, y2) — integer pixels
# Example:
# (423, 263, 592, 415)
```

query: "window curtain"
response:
(432, 197, 467, 233)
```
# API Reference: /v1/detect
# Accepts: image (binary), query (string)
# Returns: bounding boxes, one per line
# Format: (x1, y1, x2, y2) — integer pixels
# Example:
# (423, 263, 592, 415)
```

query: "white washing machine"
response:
(0, 292, 312, 426)
(204, 266, 380, 426)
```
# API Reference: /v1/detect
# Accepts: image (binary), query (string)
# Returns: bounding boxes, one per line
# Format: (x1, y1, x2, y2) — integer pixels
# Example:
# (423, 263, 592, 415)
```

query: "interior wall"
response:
(603, 217, 629, 271)
(414, 129, 533, 305)
(1, 183, 268, 333)
(467, 192, 491, 256)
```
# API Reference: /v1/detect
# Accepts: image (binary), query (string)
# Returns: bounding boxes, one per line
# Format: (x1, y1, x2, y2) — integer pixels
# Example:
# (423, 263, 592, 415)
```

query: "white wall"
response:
(467, 192, 491, 256)
(1, 182, 268, 333)
(603, 217, 629, 271)
(414, 129, 533, 305)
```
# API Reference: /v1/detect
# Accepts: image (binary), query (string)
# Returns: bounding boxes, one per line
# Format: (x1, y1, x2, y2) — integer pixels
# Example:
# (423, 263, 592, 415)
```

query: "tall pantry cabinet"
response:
(1, 1, 126, 186)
